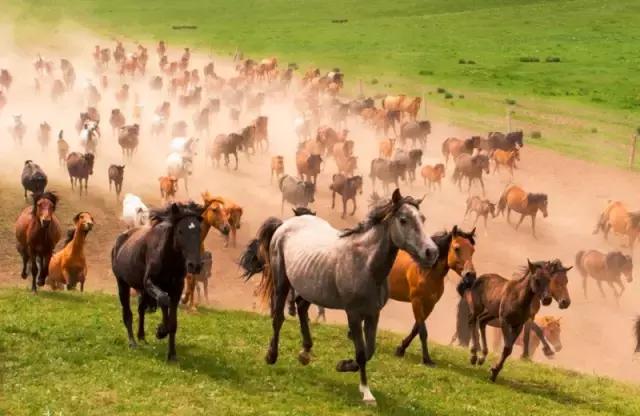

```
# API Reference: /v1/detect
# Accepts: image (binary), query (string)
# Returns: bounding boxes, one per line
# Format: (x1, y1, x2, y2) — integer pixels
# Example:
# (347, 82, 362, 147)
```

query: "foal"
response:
(461, 260, 553, 381)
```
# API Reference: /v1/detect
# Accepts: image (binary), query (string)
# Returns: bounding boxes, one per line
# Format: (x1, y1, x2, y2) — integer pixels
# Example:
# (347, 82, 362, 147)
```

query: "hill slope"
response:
(1, 289, 639, 415)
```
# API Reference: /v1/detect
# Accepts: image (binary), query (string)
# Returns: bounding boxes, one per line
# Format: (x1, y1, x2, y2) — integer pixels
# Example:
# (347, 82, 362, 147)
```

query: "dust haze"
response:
(1, 23, 639, 383)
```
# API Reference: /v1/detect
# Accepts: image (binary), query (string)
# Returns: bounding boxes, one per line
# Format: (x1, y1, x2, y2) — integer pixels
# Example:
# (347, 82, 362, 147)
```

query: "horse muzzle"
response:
(553, 342, 563, 352)
(40, 218, 51, 227)
(558, 298, 571, 309)
(221, 225, 231, 236)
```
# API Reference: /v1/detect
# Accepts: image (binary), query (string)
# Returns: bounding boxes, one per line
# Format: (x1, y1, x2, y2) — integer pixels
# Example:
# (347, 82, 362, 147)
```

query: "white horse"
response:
(240, 189, 439, 405)
(169, 137, 199, 158)
(166, 152, 193, 193)
(80, 120, 100, 154)
(121, 193, 149, 228)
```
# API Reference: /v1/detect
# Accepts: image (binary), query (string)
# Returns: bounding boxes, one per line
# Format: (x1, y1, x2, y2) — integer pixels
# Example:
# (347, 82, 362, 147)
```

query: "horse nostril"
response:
(559, 299, 570, 309)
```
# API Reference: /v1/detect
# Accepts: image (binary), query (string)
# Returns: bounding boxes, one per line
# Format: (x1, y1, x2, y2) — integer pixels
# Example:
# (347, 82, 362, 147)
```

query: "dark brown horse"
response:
(329, 174, 363, 218)
(460, 260, 554, 382)
(452, 153, 490, 195)
(497, 185, 548, 238)
(15, 192, 62, 292)
(576, 249, 632, 303)
(66, 152, 95, 196)
(108, 164, 125, 198)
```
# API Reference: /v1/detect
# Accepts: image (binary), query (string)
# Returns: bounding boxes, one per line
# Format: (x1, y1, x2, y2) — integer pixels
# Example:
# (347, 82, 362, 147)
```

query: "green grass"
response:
(2, 0, 640, 167)
(1, 289, 639, 415)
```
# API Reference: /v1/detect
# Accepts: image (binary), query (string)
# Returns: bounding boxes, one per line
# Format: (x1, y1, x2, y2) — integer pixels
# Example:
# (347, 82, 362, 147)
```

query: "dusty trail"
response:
(0, 25, 639, 383)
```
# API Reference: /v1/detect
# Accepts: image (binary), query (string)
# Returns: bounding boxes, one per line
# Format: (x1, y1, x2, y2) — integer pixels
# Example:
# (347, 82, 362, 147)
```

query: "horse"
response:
(634, 317, 640, 354)
(295, 150, 322, 185)
(441, 137, 479, 166)
(369, 158, 405, 194)
(593, 201, 640, 249)
(108, 165, 125, 198)
(576, 250, 632, 303)
(492, 315, 562, 358)
(1, 68, 13, 91)
(399, 121, 430, 148)
(329, 174, 364, 218)
(239, 189, 439, 404)
(57, 130, 69, 166)
(209, 133, 244, 170)
(15, 192, 62, 292)
(279, 174, 315, 214)
(200, 192, 237, 247)
(110, 109, 126, 137)
(270, 156, 284, 183)
(492, 149, 520, 176)
(452, 259, 571, 360)
(166, 153, 193, 192)
(459, 260, 554, 382)
(181, 251, 213, 309)
(488, 131, 524, 151)
(21, 160, 48, 200)
(122, 193, 150, 228)
(378, 138, 396, 159)
(393, 149, 423, 184)
(389, 226, 476, 366)
(382, 95, 421, 120)
(159, 176, 178, 201)
(112, 202, 205, 361)
(37, 122, 51, 151)
(46, 212, 95, 291)
(10, 114, 26, 145)
(118, 124, 139, 160)
(497, 185, 548, 238)
(66, 152, 95, 196)
(452, 153, 490, 195)
(80, 121, 100, 155)
(254, 116, 269, 151)
(420, 164, 445, 191)
(465, 196, 497, 231)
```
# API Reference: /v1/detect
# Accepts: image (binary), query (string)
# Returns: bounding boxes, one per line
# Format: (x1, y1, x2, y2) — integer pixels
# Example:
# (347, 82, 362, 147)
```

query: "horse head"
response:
(527, 259, 553, 305)
(387, 189, 438, 268)
(33, 192, 58, 228)
(168, 202, 205, 274)
(549, 259, 572, 309)
(73, 211, 95, 233)
(447, 225, 476, 286)
(606, 251, 633, 283)
(201, 192, 231, 236)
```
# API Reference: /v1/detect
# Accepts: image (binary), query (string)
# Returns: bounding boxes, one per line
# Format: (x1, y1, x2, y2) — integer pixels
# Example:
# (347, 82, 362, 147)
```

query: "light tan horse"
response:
(593, 201, 640, 249)
(203, 192, 244, 248)
(576, 249, 633, 303)
(497, 185, 548, 238)
(382, 95, 421, 120)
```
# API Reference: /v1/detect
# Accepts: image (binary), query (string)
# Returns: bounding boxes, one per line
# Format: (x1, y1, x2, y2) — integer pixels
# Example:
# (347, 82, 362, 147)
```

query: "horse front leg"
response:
(341, 197, 347, 219)
(491, 323, 522, 382)
(528, 320, 554, 358)
(337, 311, 375, 405)
(30, 255, 39, 293)
(515, 214, 526, 231)
(166, 295, 180, 361)
(364, 312, 380, 362)
(351, 196, 357, 216)
(295, 297, 314, 365)
(18, 245, 28, 279)
(234, 152, 239, 170)
(477, 314, 491, 365)
(116, 277, 136, 348)
(395, 322, 419, 358)
(137, 294, 147, 342)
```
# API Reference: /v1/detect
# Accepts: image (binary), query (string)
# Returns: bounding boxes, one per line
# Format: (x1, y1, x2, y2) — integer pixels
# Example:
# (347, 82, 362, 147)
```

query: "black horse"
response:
(488, 131, 524, 151)
(111, 202, 204, 361)
(21, 160, 48, 200)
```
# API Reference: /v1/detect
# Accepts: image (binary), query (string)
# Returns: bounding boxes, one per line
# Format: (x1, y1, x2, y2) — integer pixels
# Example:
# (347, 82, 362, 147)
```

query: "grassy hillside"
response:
(1, 289, 639, 415)
(2, 1, 640, 168)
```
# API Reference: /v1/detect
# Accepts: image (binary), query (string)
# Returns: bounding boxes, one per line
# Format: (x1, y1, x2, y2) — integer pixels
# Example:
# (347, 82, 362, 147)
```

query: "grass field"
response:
(1, 289, 640, 415)
(3, 0, 640, 169)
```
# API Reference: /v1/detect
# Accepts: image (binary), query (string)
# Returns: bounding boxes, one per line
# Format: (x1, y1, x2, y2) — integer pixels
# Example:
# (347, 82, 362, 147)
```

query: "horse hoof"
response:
(265, 350, 278, 365)
(543, 348, 555, 358)
(336, 359, 359, 372)
(490, 368, 499, 382)
(37, 278, 46, 287)
(394, 346, 405, 357)
(156, 324, 169, 339)
(423, 359, 436, 367)
(298, 350, 311, 366)
(128, 341, 138, 349)
(470, 355, 478, 365)
(167, 354, 178, 362)
(21, 272, 27, 280)
(477, 356, 486, 366)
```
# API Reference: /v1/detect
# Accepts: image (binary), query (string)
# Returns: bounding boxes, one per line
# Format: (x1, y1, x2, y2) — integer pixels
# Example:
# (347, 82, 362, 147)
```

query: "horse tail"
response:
(575, 250, 588, 277)
(634, 316, 640, 353)
(441, 138, 450, 159)
(239, 216, 283, 305)
(497, 185, 510, 216)
(454, 296, 472, 347)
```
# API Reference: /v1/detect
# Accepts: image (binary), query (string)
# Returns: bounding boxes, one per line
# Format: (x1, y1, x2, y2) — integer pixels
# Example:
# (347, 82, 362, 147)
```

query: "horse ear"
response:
(391, 188, 402, 205)
(452, 225, 459, 235)
(563, 265, 573, 272)
(527, 258, 535, 271)
(470, 227, 477, 236)
(416, 194, 426, 206)
(73, 212, 81, 224)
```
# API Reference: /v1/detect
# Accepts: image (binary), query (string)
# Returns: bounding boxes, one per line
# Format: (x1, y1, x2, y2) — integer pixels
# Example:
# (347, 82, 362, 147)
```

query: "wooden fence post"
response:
(629, 134, 638, 169)
(422, 88, 427, 119)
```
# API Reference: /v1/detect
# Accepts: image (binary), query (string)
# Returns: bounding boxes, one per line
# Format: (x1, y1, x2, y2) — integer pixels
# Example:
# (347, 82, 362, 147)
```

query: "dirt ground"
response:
(1, 24, 639, 384)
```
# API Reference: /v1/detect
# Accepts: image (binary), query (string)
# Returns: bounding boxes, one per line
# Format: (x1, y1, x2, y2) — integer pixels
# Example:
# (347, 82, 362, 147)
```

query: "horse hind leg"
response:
(116, 277, 137, 348)
(490, 323, 522, 382)
(265, 251, 290, 365)
(137, 295, 147, 342)
(295, 297, 314, 365)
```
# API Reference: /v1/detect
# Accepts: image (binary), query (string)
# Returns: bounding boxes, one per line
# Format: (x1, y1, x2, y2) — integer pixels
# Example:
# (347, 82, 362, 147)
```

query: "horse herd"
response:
(4, 38, 640, 405)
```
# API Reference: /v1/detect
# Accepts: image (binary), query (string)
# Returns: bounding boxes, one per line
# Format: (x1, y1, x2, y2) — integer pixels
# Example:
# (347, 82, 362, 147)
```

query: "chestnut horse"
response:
(47, 212, 95, 291)
(459, 260, 554, 382)
(203, 193, 243, 248)
(497, 184, 548, 238)
(593, 201, 640, 249)
(389, 226, 476, 365)
(15, 192, 62, 292)
(421, 163, 445, 191)
(492, 315, 562, 357)
(182, 193, 231, 310)
(576, 249, 632, 303)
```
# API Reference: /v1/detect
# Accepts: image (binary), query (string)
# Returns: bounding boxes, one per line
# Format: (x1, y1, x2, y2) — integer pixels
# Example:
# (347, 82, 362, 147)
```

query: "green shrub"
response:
(505, 98, 517, 105)
(418, 69, 434, 76)
(519, 56, 540, 63)
(458, 94, 465, 99)
(458, 59, 467, 64)
(444, 92, 453, 99)
(370, 78, 379, 85)
(437, 87, 446, 94)
(591, 127, 598, 133)
(467, 60, 476, 64)
(545, 56, 561, 63)
(531, 131, 542, 139)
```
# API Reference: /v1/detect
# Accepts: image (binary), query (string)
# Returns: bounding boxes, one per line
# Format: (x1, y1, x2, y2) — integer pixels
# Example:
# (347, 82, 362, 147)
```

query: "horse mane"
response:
(514, 260, 549, 279)
(527, 193, 547, 205)
(64, 228, 75, 246)
(32, 191, 58, 214)
(149, 201, 203, 225)
(340, 195, 420, 238)
(431, 227, 476, 261)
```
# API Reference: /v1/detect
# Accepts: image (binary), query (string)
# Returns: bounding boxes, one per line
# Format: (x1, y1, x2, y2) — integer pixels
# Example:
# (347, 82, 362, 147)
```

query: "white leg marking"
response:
(359, 384, 376, 405)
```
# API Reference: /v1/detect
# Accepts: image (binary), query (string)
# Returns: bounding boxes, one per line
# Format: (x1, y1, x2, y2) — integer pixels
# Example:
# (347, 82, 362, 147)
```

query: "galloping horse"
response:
(576, 249, 632, 303)
(593, 201, 640, 249)
(239, 189, 439, 404)
(182, 193, 231, 310)
(459, 260, 554, 382)
(47, 212, 95, 291)
(497, 185, 548, 238)
(389, 226, 476, 366)
(112, 202, 205, 361)
(15, 192, 62, 292)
